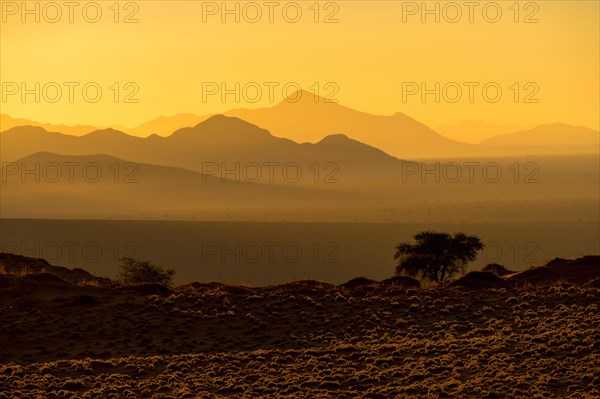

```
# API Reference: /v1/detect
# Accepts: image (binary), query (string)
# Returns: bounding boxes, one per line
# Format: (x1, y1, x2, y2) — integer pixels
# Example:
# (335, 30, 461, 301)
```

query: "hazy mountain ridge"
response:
(1, 115, 406, 182)
(222, 91, 471, 158)
(0, 114, 98, 136)
(480, 123, 600, 146)
(2, 150, 599, 221)
(2, 105, 598, 221)
(436, 121, 533, 144)
(2, 94, 598, 158)
(1, 151, 358, 219)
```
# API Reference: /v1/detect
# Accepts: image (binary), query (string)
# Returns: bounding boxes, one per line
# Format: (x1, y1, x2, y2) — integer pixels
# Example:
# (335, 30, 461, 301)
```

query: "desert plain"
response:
(0, 253, 598, 398)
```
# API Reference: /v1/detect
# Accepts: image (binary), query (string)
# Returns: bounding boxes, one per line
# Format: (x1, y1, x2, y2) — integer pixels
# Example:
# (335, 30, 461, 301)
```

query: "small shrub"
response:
(77, 279, 102, 287)
(118, 257, 175, 287)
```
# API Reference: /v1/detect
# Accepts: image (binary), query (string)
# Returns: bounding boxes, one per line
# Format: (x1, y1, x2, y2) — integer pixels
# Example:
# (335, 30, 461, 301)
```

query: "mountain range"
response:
(2, 91, 598, 159)
(480, 124, 600, 147)
(0, 114, 97, 137)
(1, 115, 404, 188)
(1, 92, 598, 220)
(1, 151, 356, 219)
(435, 121, 534, 144)
(2, 113, 598, 219)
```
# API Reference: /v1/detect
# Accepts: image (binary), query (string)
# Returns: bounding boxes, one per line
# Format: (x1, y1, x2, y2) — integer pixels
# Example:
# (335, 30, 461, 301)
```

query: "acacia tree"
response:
(394, 231, 484, 283)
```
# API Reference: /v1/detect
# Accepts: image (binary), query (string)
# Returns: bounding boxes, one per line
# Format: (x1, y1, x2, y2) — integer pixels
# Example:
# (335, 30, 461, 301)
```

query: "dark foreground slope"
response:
(0, 253, 599, 398)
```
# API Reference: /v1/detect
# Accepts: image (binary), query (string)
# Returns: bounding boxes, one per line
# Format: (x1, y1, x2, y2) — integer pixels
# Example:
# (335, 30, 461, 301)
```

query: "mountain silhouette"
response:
(170, 115, 278, 143)
(222, 90, 471, 158)
(436, 121, 531, 144)
(0, 114, 97, 136)
(2, 148, 598, 220)
(1, 152, 350, 219)
(6, 93, 597, 157)
(118, 113, 206, 137)
(480, 123, 600, 147)
(1, 116, 405, 187)
(82, 128, 133, 139)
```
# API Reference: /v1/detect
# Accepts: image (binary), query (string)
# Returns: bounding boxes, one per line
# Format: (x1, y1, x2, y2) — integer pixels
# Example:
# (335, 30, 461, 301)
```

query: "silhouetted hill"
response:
(1, 115, 403, 169)
(171, 115, 274, 141)
(0, 114, 97, 136)
(481, 263, 517, 276)
(0, 152, 353, 218)
(3, 116, 599, 220)
(451, 271, 512, 290)
(121, 113, 205, 137)
(223, 91, 600, 157)
(1, 116, 409, 194)
(0, 252, 110, 286)
(82, 128, 135, 140)
(508, 256, 600, 286)
(436, 121, 530, 144)
(4, 107, 598, 158)
(224, 90, 471, 158)
(481, 123, 599, 147)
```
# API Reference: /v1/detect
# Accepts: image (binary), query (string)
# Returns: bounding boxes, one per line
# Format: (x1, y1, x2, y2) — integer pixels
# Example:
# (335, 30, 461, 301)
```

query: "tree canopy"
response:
(118, 257, 175, 286)
(394, 231, 484, 283)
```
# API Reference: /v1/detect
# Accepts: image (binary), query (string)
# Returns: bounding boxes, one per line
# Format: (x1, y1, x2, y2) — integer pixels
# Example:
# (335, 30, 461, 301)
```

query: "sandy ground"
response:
(0, 279, 598, 398)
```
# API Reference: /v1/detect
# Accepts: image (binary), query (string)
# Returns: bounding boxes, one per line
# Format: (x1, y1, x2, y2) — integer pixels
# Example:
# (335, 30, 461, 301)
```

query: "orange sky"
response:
(1, 1, 598, 131)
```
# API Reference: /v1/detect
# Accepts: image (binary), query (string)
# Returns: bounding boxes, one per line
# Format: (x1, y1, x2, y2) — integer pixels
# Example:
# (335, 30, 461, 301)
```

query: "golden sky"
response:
(1, 0, 599, 131)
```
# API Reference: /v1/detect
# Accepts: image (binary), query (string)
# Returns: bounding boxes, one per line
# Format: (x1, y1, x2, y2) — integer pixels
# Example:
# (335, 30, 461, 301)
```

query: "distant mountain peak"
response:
(283, 89, 316, 101)
(199, 114, 243, 124)
(538, 122, 585, 129)
(317, 133, 352, 144)
(154, 113, 198, 121)
(314, 133, 401, 161)
(171, 114, 274, 141)
(480, 123, 599, 147)
(84, 128, 131, 138)
(193, 114, 265, 131)
(0, 114, 98, 136)
(277, 89, 336, 107)
(16, 151, 126, 164)
(3, 125, 49, 134)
